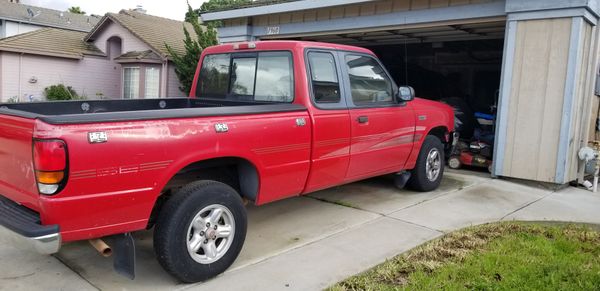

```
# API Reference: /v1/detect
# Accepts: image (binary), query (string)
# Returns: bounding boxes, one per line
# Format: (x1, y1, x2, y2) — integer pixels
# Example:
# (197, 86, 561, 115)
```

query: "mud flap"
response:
(113, 233, 136, 280)
(394, 171, 412, 189)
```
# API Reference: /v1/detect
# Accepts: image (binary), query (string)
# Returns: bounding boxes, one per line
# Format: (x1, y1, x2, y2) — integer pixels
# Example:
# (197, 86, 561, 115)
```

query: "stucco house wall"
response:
(0, 52, 120, 102)
(91, 21, 149, 55)
(167, 64, 185, 96)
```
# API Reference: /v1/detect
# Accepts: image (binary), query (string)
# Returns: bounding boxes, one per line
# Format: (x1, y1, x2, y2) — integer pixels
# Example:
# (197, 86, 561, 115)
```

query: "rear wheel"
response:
(407, 135, 445, 192)
(154, 180, 247, 283)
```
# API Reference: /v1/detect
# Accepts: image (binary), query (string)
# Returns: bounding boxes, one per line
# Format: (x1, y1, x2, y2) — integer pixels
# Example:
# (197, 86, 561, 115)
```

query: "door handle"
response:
(357, 116, 369, 124)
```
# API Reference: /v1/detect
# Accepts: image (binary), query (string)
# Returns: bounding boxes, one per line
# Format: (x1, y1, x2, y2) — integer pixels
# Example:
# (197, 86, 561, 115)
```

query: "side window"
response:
(308, 52, 341, 104)
(345, 55, 394, 106)
(230, 57, 257, 97)
(198, 54, 230, 98)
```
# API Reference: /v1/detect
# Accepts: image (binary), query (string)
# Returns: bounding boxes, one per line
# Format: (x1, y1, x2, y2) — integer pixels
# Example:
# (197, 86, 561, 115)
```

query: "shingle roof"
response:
(0, 1, 101, 32)
(0, 27, 105, 59)
(87, 10, 196, 59)
(114, 50, 163, 62)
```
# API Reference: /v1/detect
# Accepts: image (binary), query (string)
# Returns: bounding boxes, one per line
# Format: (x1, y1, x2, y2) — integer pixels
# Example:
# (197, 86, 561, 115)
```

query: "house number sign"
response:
(266, 26, 280, 35)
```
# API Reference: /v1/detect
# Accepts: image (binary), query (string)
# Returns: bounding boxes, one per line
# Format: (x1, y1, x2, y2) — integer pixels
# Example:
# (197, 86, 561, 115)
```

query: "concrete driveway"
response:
(2, 170, 600, 291)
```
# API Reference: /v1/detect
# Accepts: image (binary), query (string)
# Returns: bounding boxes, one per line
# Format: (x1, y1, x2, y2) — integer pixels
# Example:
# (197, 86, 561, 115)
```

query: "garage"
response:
(282, 21, 506, 172)
(202, 0, 600, 185)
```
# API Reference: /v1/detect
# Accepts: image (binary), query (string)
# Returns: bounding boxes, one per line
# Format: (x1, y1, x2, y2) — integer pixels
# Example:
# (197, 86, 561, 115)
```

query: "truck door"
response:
(303, 50, 352, 193)
(342, 53, 416, 181)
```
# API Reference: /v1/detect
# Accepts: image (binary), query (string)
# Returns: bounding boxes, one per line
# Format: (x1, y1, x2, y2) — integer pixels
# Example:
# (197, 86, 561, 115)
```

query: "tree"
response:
(166, 4, 218, 94)
(68, 6, 86, 14)
(199, 0, 252, 13)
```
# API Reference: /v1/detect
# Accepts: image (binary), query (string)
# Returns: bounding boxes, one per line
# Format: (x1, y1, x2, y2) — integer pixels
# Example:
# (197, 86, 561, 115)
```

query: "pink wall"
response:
(0, 52, 120, 102)
(92, 21, 150, 54)
(167, 62, 186, 97)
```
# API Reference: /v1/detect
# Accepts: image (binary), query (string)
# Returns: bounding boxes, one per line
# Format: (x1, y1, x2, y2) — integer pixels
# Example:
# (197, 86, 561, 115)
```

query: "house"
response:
(0, 0, 101, 38)
(203, 0, 600, 186)
(0, 9, 192, 102)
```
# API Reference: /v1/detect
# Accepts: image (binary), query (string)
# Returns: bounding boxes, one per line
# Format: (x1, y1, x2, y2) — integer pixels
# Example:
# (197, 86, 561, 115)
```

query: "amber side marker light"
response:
(33, 140, 67, 195)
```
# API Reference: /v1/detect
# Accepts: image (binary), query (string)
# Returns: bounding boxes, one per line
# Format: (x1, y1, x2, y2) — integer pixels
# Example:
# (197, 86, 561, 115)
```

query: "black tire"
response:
(154, 180, 247, 283)
(407, 135, 445, 192)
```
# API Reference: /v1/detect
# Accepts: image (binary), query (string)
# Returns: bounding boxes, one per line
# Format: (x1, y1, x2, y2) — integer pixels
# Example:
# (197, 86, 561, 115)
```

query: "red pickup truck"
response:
(0, 41, 454, 282)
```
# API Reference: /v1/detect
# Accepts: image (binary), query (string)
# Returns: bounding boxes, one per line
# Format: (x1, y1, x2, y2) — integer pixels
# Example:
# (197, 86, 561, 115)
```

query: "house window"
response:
(123, 67, 140, 99)
(145, 67, 160, 98)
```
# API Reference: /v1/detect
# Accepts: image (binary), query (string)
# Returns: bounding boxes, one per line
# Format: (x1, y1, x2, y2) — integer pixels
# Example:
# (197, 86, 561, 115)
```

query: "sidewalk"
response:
(2, 170, 599, 291)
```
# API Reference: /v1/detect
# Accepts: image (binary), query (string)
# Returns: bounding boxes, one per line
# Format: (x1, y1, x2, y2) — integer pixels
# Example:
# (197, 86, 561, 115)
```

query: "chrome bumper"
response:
(0, 196, 61, 254)
(1, 226, 61, 254)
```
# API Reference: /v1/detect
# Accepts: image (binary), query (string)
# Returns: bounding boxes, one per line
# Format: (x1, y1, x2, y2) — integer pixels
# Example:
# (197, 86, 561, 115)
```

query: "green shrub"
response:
(44, 84, 79, 101)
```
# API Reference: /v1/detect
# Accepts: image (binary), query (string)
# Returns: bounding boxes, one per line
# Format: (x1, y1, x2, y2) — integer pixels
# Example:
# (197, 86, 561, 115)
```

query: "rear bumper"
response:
(0, 195, 61, 254)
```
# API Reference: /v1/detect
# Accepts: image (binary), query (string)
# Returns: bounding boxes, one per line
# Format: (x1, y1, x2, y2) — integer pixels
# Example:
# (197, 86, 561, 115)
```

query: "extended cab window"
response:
(308, 52, 341, 103)
(197, 52, 294, 102)
(345, 55, 394, 106)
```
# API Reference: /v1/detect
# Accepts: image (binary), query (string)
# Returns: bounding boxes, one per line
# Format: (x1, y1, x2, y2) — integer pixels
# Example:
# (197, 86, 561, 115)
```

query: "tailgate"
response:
(0, 114, 39, 211)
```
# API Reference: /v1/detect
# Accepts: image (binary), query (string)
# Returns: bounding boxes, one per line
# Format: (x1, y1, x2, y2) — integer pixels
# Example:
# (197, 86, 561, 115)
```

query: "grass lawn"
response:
(330, 222, 600, 290)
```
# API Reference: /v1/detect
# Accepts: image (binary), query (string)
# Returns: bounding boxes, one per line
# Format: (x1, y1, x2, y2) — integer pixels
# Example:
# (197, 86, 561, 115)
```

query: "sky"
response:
(21, 0, 208, 21)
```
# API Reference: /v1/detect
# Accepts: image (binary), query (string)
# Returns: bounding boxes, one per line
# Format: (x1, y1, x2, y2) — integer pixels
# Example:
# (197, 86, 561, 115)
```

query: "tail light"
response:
(33, 140, 68, 195)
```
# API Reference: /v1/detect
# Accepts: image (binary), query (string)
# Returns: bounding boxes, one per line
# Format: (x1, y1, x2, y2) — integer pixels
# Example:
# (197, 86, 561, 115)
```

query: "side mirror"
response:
(397, 86, 415, 102)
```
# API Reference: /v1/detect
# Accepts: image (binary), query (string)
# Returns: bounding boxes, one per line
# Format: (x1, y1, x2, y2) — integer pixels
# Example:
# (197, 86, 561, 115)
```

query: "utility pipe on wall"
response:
(18, 52, 23, 102)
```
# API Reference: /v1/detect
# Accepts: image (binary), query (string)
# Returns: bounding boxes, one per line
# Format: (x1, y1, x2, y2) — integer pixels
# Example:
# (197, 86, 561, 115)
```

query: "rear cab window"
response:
(197, 51, 294, 103)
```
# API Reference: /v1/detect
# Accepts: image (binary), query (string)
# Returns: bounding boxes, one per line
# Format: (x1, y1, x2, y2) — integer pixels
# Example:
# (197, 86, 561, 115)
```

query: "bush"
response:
(44, 84, 80, 101)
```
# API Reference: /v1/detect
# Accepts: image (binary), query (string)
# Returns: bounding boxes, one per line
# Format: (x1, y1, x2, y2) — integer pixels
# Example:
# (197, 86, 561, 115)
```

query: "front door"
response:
(342, 53, 416, 181)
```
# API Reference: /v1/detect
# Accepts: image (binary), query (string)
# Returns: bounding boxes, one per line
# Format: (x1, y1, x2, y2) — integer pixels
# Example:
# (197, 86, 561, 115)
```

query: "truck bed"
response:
(0, 98, 305, 124)
(0, 97, 312, 241)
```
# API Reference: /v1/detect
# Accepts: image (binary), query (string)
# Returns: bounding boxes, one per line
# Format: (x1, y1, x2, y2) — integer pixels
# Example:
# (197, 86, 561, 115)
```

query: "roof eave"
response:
(115, 58, 164, 64)
(200, 0, 373, 21)
(0, 16, 92, 32)
(83, 52, 107, 58)
(0, 47, 83, 59)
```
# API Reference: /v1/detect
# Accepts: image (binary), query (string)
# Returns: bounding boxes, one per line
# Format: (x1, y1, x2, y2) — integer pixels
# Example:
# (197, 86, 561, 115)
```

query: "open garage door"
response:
(280, 21, 506, 173)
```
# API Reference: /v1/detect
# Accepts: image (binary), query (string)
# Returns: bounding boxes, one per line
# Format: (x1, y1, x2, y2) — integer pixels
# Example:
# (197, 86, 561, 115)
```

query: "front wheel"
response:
(407, 135, 445, 192)
(154, 180, 247, 283)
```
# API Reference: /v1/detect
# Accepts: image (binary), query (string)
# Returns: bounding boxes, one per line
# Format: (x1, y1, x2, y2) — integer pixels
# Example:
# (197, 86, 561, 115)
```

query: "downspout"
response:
(18, 52, 23, 102)
(162, 60, 168, 97)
